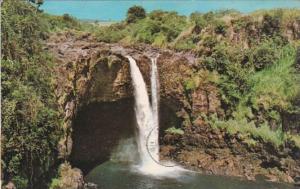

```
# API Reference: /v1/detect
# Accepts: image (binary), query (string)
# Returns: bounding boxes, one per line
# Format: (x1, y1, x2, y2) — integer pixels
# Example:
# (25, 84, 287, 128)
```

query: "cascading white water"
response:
(126, 56, 157, 170)
(149, 57, 160, 162)
(127, 55, 185, 177)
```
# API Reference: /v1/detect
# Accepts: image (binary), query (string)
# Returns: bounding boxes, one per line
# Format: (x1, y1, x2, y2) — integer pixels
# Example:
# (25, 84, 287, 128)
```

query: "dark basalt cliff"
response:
(47, 31, 299, 184)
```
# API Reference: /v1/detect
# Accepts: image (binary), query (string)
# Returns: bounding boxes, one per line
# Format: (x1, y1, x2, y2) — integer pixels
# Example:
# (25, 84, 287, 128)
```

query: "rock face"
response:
(52, 163, 85, 189)
(47, 31, 206, 173)
(161, 122, 300, 183)
(47, 31, 299, 184)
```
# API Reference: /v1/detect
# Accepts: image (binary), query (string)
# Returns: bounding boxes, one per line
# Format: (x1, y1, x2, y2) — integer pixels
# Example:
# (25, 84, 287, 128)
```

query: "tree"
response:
(1, 1, 62, 188)
(126, 6, 146, 23)
(28, 0, 44, 8)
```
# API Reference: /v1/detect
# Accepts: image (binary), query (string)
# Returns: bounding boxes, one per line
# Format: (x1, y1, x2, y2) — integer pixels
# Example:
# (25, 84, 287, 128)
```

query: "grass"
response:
(251, 8, 300, 22)
(289, 135, 300, 148)
(207, 45, 300, 148)
(247, 45, 299, 111)
(184, 70, 219, 90)
(209, 115, 285, 147)
(244, 138, 257, 147)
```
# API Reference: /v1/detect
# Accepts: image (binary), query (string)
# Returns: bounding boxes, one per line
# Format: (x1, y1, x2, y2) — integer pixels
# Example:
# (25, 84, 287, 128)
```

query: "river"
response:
(86, 161, 296, 189)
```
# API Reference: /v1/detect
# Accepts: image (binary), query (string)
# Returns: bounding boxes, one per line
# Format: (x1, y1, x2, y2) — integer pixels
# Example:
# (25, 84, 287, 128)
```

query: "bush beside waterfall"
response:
(166, 127, 185, 135)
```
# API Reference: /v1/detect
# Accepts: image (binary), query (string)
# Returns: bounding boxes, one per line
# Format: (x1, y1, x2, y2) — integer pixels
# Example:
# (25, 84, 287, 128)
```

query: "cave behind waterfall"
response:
(70, 98, 182, 174)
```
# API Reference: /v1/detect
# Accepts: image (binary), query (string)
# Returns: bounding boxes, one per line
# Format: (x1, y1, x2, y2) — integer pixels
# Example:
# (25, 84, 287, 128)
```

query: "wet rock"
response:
(160, 145, 177, 157)
(54, 162, 85, 189)
(295, 176, 300, 188)
(162, 121, 300, 184)
(163, 134, 181, 145)
(4, 182, 16, 189)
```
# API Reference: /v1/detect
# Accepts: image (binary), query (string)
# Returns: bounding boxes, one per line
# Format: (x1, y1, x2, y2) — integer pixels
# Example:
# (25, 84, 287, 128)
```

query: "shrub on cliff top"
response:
(214, 20, 227, 35)
(261, 13, 282, 36)
(126, 10, 187, 45)
(190, 12, 208, 33)
(28, 0, 44, 8)
(126, 5, 146, 23)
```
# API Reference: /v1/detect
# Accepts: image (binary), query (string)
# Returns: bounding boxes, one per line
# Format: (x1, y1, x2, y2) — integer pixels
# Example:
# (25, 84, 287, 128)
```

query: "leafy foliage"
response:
(166, 127, 185, 135)
(95, 9, 188, 46)
(177, 9, 300, 147)
(209, 114, 286, 147)
(261, 13, 282, 36)
(214, 20, 227, 35)
(248, 45, 298, 111)
(126, 6, 146, 23)
(1, 0, 63, 188)
(27, 0, 44, 8)
(41, 13, 82, 32)
(205, 44, 299, 147)
(250, 40, 279, 70)
(90, 7, 300, 51)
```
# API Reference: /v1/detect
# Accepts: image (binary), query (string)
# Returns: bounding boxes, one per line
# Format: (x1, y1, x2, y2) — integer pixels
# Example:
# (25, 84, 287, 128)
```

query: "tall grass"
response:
(248, 45, 299, 111)
(208, 45, 299, 148)
(209, 115, 285, 147)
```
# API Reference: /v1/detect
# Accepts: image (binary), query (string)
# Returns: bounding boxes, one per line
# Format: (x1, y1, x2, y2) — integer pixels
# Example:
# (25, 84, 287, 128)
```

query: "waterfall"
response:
(126, 56, 157, 171)
(126, 55, 184, 176)
(149, 57, 160, 162)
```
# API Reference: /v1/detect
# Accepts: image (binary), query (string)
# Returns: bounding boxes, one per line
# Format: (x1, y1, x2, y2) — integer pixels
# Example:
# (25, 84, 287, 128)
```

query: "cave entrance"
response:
(70, 98, 182, 174)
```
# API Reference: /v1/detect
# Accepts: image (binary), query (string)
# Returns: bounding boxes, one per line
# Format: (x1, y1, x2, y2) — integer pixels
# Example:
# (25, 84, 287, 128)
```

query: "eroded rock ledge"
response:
(47, 31, 299, 184)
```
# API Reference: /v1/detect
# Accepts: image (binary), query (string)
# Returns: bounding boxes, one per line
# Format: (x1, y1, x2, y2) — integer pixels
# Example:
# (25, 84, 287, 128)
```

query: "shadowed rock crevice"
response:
(69, 99, 135, 174)
(70, 98, 182, 174)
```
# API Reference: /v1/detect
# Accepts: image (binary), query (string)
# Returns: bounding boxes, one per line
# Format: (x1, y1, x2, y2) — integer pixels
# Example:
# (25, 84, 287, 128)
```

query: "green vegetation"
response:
(49, 178, 60, 189)
(209, 115, 285, 147)
(91, 8, 300, 50)
(153, 8, 300, 148)
(41, 13, 82, 32)
(184, 70, 219, 91)
(248, 45, 298, 112)
(126, 6, 146, 23)
(203, 37, 300, 148)
(2, 1, 300, 187)
(93, 10, 188, 46)
(27, 0, 44, 8)
(1, 1, 64, 188)
(166, 127, 185, 135)
(49, 163, 80, 189)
